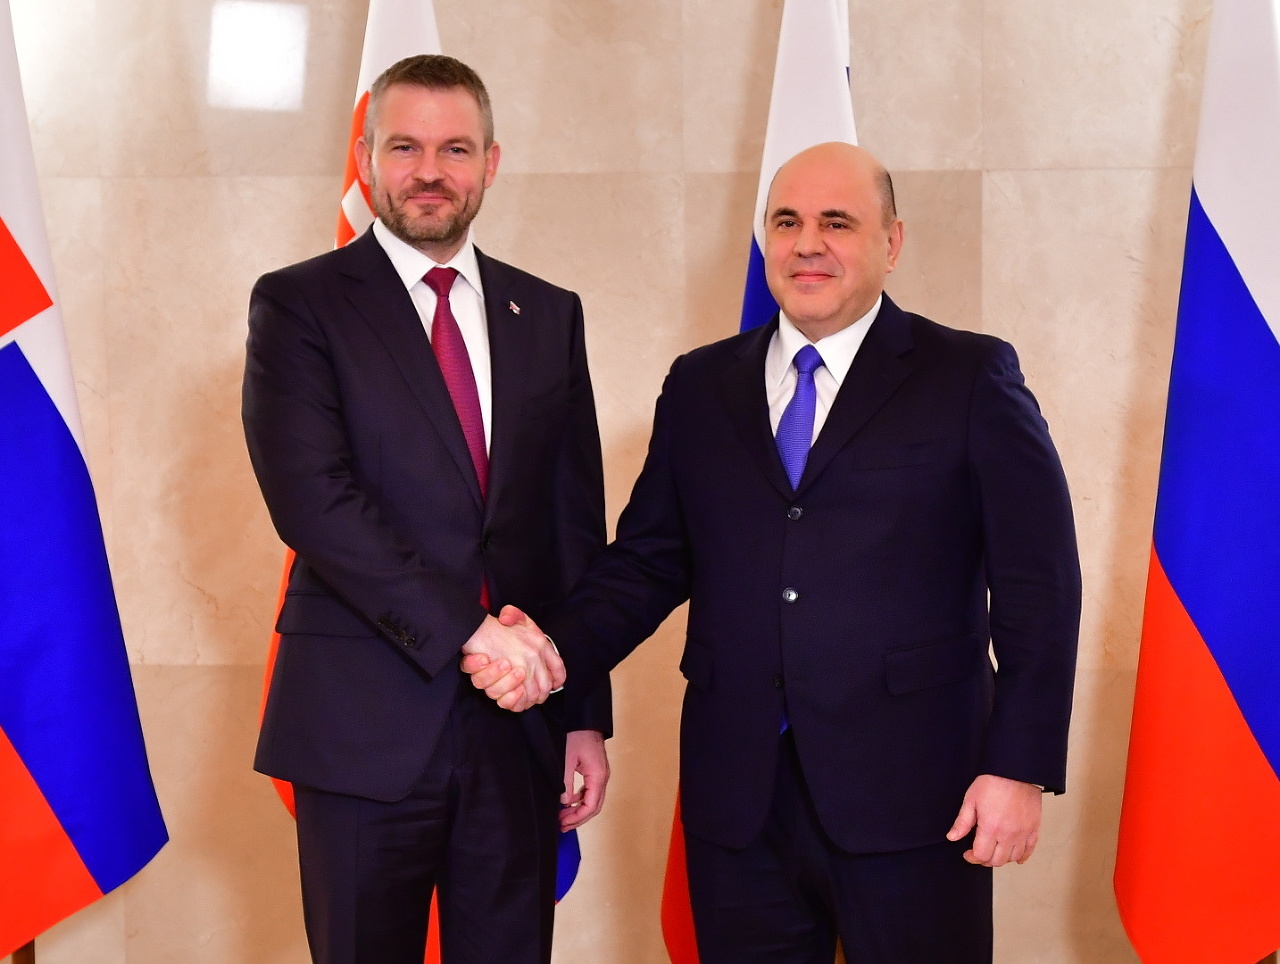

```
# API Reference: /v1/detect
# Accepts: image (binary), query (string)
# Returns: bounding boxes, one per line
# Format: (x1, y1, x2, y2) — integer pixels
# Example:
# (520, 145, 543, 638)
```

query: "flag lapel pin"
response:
(508, 301, 521, 315)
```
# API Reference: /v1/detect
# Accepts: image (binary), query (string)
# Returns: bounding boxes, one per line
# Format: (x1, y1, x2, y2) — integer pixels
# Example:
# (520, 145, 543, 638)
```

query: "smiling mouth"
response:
(400, 181, 457, 207)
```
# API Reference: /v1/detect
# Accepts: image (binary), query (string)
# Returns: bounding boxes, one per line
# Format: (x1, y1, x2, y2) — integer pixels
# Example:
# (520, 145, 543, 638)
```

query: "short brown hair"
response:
(364, 55, 494, 147)
(876, 167, 897, 227)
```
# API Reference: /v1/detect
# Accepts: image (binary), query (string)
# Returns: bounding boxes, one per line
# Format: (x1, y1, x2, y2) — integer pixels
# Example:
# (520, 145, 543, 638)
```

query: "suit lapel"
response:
(797, 295, 915, 492)
(716, 321, 795, 501)
(338, 230, 484, 510)
(476, 249, 531, 524)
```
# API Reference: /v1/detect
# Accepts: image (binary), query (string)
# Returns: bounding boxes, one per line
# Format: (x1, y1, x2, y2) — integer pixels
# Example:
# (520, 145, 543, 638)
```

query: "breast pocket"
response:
(851, 439, 943, 471)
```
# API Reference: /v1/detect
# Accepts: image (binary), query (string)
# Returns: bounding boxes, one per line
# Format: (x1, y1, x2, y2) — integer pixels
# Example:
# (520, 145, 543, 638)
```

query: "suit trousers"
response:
(293, 685, 561, 964)
(685, 731, 993, 964)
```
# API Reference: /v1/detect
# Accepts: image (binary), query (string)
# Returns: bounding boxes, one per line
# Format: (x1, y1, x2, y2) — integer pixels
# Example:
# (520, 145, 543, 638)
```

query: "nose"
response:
(412, 150, 442, 184)
(793, 221, 825, 256)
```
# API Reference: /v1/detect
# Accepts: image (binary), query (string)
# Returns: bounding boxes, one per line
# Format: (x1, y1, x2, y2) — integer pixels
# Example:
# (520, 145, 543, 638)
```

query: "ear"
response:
(483, 141, 501, 189)
(885, 219, 905, 273)
(355, 136, 372, 186)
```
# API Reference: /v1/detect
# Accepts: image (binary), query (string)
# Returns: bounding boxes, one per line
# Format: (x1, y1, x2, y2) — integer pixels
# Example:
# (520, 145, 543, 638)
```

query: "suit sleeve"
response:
(550, 294, 613, 735)
(546, 358, 696, 701)
(242, 270, 487, 678)
(969, 341, 1081, 793)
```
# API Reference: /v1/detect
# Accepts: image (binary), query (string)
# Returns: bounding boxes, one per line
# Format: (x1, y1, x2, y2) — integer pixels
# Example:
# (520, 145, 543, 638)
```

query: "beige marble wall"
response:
(7, 0, 1215, 961)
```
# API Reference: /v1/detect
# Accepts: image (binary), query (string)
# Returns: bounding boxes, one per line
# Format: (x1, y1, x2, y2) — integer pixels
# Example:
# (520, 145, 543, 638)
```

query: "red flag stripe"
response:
(335, 93, 372, 247)
(1114, 549, 1280, 963)
(660, 795, 699, 964)
(0, 215, 53, 339)
(0, 727, 102, 958)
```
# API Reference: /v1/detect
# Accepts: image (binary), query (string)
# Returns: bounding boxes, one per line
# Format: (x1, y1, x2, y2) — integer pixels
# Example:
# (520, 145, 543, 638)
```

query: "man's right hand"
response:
(460, 605, 563, 710)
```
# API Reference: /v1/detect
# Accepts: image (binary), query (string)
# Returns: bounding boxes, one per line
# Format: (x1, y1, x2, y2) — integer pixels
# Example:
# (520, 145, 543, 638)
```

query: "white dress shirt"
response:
(372, 219, 492, 451)
(765, 295, 883, 444)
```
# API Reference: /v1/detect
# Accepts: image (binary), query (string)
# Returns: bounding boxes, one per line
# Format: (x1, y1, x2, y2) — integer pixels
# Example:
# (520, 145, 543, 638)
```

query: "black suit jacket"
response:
(243, 229, 610, 802)
(548, 295, 1080, 853)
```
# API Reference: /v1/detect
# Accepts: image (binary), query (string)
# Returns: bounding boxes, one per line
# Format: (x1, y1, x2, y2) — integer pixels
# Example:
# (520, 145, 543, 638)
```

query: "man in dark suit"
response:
(242, 55, 610, 964)
(467, 142, 1081, 963)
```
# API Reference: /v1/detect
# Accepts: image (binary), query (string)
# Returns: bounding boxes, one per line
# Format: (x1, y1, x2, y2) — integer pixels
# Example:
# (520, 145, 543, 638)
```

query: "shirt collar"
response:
(371, 219, 485, 298)
(768, 294, 883, 388)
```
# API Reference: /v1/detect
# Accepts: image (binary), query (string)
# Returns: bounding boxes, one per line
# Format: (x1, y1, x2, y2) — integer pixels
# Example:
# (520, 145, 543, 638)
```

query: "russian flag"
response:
(1113, 0, 1280, 960)
(739, 0, 856, 333)
(660, 2, 858, 960)
(0, 1, 167, 956)
(257, 4, 580, 959)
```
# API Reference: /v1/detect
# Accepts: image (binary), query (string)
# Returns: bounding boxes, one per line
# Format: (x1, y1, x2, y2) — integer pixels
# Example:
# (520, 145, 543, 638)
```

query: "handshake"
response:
(460, 605, 563, 712)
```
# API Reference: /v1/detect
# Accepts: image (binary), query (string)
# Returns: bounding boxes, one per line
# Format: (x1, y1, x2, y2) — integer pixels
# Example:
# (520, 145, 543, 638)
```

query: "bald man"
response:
(468, 143, 1081, 963)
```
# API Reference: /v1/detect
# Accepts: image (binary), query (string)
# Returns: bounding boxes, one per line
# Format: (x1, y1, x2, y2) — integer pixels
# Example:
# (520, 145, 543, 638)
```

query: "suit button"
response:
(772, 674, 784, 689)
(787, 506, 803, 520)
(782, 588, 799, 603)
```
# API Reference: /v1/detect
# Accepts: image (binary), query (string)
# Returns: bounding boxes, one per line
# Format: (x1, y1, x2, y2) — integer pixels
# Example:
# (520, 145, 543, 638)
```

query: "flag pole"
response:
(13, 940, 36, 964)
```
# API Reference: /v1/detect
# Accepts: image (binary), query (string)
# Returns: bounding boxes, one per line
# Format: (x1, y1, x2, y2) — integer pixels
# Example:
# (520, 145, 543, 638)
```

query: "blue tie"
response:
(775, 344, 824, 489)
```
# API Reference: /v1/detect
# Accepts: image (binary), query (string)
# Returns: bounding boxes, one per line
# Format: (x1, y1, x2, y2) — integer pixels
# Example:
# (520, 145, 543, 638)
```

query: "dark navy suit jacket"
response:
(548, 295, 1080, 853)
(243, 228, 610, 802)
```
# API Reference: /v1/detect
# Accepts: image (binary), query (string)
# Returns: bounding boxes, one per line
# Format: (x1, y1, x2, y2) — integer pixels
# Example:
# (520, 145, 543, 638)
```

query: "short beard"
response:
(372, 177, 484, 252)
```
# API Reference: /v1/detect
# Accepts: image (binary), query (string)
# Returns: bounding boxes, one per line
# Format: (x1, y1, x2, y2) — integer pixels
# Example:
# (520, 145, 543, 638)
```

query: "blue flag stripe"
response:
(555, 827, 581, 902)
(0, 342, 168, 891)
(1153, 188, 1280, 779)
(740, 239, 779, 332)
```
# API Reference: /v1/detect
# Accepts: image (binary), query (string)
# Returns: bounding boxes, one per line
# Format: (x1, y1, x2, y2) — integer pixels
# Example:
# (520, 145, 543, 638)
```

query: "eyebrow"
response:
(383, 133, 478, 148)
(768, 207, 860, 222)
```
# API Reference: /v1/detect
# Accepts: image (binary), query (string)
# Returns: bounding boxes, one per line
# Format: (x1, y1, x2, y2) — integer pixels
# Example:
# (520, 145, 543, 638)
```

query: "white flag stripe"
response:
(341, 179, 374, 238)
(0, 2, 47, 276)
(751, 0, 857, 250)
(354, 0, 442, 102)
(1192, 0, 1280, 344)
(0, 1, 85, 451)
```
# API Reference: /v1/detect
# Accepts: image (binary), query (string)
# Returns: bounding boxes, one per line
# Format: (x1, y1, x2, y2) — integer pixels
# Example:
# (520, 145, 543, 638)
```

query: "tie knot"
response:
(424, 266, 459, 298)
(793, 344, 824, 377)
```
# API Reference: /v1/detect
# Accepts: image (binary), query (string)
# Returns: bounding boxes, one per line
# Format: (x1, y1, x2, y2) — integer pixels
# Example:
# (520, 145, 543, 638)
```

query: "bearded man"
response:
(241, 54, 611, 964)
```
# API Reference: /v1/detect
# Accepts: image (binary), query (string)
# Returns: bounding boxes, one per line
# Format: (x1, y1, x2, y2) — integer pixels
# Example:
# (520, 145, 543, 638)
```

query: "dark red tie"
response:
(424, 267, 490, 611)
(424, 267, 489, 499)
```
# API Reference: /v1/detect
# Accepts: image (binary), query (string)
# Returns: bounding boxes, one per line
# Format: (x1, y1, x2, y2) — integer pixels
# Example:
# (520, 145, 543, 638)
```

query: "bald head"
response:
(767, 142, 897, 230)
(762, 142, 905, 341)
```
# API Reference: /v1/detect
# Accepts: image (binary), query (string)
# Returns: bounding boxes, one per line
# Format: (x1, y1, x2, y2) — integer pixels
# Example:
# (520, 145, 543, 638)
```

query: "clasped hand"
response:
(460, 605, 561, 711)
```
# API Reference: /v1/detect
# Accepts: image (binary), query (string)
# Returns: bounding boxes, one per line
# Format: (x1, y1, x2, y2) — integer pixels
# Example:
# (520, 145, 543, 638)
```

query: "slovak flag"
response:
(333, 0, 442, 247)
(1113, 0, 1280, 960)
(660, 2, 858, 960)
(0, 0, 168, 956)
